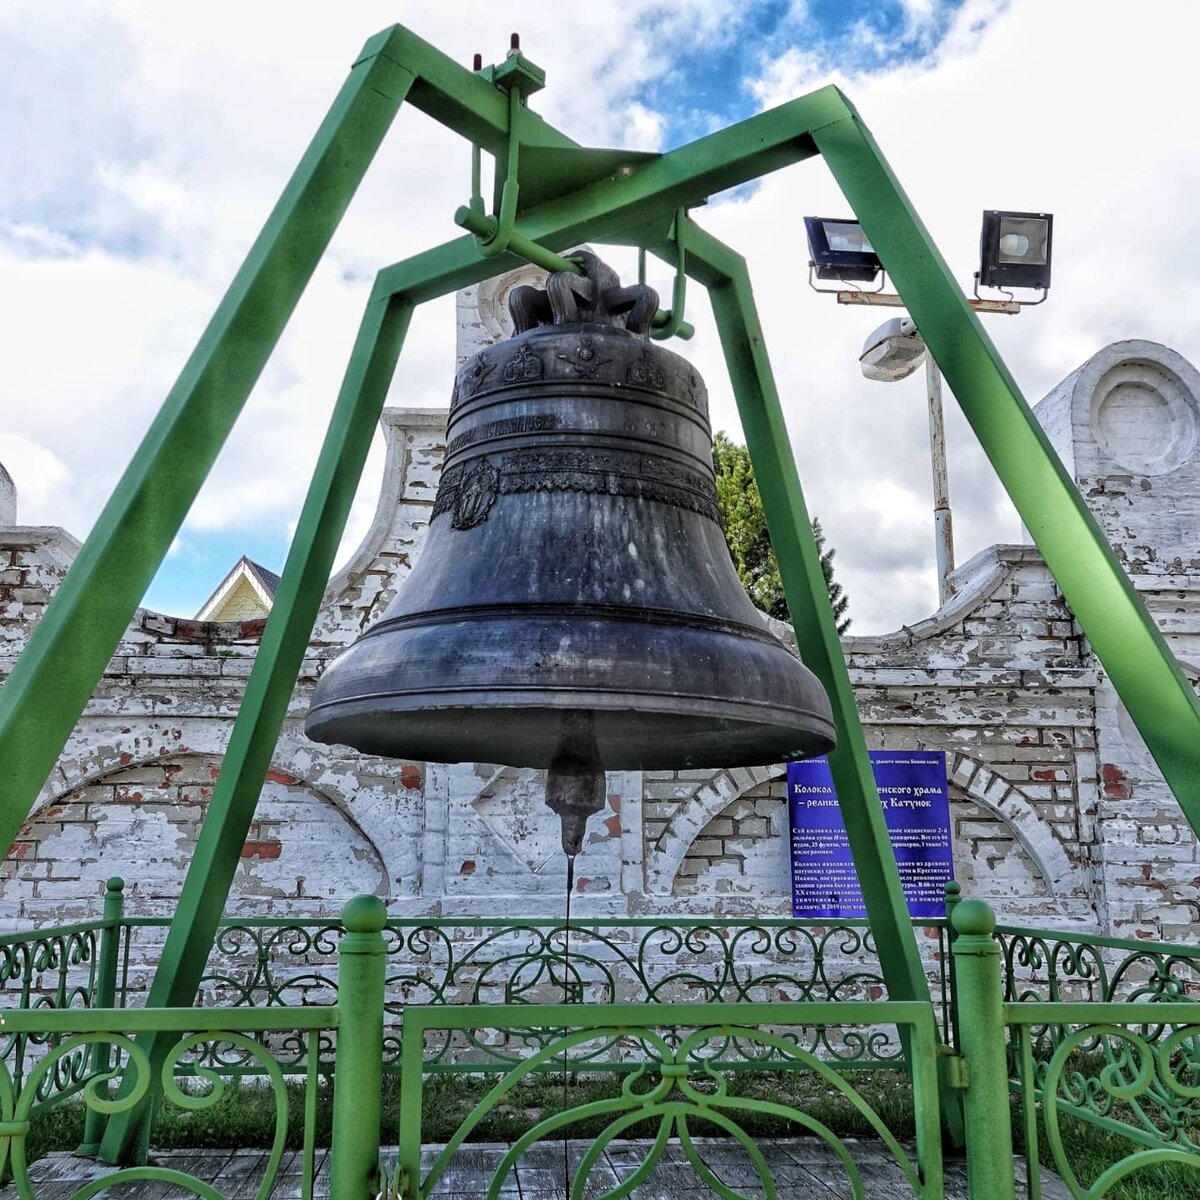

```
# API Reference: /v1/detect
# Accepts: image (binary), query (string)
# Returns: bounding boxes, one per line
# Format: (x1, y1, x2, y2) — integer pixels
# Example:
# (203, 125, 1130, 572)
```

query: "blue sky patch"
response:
(630, 0, 967, 149)
(146, 528, 290, 619)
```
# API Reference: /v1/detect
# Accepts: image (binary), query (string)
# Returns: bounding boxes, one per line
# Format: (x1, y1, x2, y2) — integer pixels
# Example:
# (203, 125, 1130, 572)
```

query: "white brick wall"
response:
(1, 331, 1197, 944)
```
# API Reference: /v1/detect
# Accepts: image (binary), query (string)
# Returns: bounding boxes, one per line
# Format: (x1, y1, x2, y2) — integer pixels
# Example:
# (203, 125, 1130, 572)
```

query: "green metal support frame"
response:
(0, 19, 1195, 1166)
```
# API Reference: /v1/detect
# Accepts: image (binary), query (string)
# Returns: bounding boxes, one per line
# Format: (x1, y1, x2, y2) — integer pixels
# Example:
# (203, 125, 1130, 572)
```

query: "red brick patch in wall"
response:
(399, 765, 423, 790)
(1101, 763, 1129, 799)
(265, 770, 301, 786)
(241, 841, 282, 860)
(1031, 768, 1071, 783)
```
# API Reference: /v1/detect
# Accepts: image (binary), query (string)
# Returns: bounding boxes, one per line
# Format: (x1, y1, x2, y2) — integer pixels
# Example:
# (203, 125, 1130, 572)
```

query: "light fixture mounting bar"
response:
(837, 292, 1020, 315)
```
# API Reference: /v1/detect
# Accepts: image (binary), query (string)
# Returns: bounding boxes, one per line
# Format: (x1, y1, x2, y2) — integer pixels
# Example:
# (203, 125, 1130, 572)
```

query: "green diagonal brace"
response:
(0, 30, 415, 855)
(97, 288, 413, 1162)
(809, 97, 1200, 831)
(705, 238, 932, 997)
(644, 219, 960, 1140)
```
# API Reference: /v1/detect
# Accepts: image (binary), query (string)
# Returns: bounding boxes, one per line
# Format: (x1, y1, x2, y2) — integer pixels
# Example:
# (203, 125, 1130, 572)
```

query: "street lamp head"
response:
(977, 210, 1052, 297)
(804, 216, 883, 284)
(859, 316, 926, 382)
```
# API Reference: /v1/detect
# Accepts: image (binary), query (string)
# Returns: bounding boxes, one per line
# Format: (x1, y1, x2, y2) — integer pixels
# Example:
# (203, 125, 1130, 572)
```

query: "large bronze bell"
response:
(306, 253, 836, 853)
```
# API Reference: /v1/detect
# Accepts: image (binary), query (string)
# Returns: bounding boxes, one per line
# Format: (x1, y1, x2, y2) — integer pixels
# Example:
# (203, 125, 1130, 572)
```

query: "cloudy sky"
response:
(4, 0, 1199, 633)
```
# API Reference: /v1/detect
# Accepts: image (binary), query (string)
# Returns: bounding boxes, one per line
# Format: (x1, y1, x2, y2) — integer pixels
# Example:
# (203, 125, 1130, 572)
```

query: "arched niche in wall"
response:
(646, 753, 1079, 905)
(2, 753, 388, 919)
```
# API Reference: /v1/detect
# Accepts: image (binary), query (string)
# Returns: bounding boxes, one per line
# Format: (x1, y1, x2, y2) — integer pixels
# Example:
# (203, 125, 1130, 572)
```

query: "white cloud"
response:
(696, 0, 1200, 630)
(0, 434, 70, 521)
(2, 0, 1199, 634)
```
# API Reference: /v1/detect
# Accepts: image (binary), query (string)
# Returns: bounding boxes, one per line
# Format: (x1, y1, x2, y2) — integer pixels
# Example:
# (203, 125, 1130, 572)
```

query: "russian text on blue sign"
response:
(788, 750, 954, 919)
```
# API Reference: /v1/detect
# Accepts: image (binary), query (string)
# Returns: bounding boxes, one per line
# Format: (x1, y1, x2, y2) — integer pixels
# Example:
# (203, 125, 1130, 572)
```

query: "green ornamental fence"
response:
(1008, 1001, 1200, 1199)
(395, 1000, 946, 1200)
(0, 887, 1198, 1199)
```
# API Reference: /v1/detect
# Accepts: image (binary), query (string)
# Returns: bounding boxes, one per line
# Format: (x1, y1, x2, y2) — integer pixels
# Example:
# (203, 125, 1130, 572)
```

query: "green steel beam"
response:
(372, 85, 845, 299)
(699, 234, 930, 1005)
(383, 27, 577, 155)
(661, 220, 961, 1142)
(0, 33, 415, 858)
(97, 290, 413, 1163)
(632, 219, 926, 971)
(810, 99, 1200, 837)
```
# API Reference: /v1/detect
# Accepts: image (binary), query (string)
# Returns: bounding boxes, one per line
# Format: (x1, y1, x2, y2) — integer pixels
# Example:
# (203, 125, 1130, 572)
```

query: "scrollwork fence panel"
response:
(0, 922, 105, 1101)
(185, 918, 924, 1072)
(0, 1005, 333, 1200)
(995, 923, 1200, 1007)
(396, 1000, 944, 1200)
(1007, 1001, 1200, 1199)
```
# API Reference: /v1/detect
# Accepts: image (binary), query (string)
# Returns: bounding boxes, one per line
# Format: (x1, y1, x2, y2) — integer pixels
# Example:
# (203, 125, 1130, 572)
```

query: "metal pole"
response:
(925, 354, 955, 605)
(329, 896, 388, 1200)
(950, 898, 1015, 1200)
(77, 876, 125, 1157)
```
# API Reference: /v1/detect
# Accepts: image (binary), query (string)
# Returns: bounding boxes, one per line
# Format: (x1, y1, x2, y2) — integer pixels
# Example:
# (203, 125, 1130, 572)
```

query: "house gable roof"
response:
(195, 556, 280, 621)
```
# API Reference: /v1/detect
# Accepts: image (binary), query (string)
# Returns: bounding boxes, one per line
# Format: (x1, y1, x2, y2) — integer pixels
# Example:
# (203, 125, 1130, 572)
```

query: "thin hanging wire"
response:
(562, 852, 575, 1199)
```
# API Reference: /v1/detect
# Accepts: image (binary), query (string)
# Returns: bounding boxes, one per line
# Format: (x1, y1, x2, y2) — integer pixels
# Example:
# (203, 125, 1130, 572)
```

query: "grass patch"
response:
(24, 1069, 917, 1161)
(417, 1068, 920, 1144)
(1012, 1100, 1200, 1200)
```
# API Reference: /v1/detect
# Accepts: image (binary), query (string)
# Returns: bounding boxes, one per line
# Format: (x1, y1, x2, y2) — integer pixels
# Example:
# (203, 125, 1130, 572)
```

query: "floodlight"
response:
(859, 317, 926, 382)
(804, 216, 883, 284)
(977, 210, 1053, 295)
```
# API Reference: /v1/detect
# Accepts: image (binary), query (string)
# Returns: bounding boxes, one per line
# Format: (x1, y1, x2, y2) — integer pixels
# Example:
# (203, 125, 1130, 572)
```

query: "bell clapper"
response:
(545, 713, 591, 1192)
(550, 715, 591, 1194)
(544, 712, 606, 856)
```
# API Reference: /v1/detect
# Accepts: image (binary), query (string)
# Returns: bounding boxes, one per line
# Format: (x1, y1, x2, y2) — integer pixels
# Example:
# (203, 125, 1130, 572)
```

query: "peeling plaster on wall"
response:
(2, 303, 1198, 942)
(943, 753, 1075, 896)
(645, 765, 781, 896)
(1, 753, 388, 926)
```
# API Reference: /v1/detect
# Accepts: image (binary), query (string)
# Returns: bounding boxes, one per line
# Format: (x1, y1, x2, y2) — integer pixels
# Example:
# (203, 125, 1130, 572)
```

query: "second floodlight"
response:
(977, 210, 1053, 296)
(804, 216, 883, 284)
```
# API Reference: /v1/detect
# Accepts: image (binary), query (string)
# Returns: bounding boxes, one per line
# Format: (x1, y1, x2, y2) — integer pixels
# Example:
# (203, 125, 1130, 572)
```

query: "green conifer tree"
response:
(711, 432, 851, 633)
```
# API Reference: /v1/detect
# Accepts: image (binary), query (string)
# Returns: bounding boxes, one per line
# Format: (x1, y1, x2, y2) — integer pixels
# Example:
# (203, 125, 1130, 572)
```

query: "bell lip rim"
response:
(305, 691, 837, 768)
(306, 686, 833, 720)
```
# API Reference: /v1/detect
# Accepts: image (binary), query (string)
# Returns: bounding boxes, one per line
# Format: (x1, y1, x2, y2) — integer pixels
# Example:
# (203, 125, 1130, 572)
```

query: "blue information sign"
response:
(787, 750, 954, 919)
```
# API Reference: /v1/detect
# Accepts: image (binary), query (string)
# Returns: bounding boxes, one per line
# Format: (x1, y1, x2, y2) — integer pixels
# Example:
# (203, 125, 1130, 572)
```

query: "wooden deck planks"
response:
(4, 1138, 1072, 1199)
